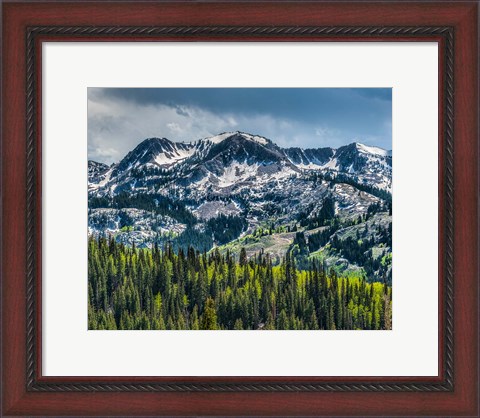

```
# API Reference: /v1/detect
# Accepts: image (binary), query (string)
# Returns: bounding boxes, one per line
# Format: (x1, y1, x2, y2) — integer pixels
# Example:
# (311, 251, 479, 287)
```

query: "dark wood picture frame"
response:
(2, 1, 478, 416)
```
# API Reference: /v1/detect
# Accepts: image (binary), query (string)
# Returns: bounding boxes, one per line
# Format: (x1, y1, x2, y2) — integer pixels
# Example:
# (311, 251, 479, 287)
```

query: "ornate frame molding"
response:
(25, 25, 454, 392)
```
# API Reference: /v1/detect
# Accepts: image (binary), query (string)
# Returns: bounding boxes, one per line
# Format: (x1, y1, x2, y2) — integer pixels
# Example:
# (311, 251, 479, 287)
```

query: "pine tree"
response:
(239, 248, 247, 266)
(200, 298, 218, 330)
(277, 309, 289, 329)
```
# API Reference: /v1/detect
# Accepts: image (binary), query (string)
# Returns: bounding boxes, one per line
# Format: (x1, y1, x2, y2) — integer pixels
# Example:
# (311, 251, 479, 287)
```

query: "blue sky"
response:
(88, 88, 392, 164)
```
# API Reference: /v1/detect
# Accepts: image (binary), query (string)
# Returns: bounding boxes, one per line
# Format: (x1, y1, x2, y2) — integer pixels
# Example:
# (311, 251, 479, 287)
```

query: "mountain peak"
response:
(200, 131, 271, 146)
(354, 142, 390, 157)
(336, 141, 390, 157)
(88, 160, 109, 176)
(128, 136, 176, 154)
(116, 136, 194, 171)
(143, 136, 173, 145)
(198, 131, 286, 170)
(235, 131, 271, 146)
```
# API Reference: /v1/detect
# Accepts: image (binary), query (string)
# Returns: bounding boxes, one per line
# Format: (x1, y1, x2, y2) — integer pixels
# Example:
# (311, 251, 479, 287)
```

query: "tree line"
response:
(88, 236, 392, 331)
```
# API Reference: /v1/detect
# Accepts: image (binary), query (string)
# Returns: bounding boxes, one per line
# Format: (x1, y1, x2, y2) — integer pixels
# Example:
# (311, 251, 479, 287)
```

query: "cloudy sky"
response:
(88, 88, 392, 165)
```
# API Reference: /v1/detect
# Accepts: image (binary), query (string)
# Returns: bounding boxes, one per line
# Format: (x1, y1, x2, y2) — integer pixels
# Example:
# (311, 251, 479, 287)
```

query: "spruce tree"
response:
(200, 298, 218, 330)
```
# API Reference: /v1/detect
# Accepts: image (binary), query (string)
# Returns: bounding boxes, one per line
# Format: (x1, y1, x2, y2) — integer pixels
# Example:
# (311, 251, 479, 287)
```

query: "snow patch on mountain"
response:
(356, 143, 391, 157)
(240, 132, 270, 145)
(322, 158, 340, 171)
(200, 132, 238, 145)
(193, 201, 242, 220)
(153, 146, 195, 166)
(216, 162, 260, 187)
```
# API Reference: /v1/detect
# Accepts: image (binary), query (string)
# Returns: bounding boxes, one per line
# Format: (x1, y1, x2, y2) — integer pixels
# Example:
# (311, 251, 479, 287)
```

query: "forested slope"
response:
(88, 236, 392, 330)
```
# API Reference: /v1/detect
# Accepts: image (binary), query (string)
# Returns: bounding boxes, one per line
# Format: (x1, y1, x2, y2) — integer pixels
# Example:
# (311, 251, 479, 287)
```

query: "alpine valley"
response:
(88, 131, 392, 284)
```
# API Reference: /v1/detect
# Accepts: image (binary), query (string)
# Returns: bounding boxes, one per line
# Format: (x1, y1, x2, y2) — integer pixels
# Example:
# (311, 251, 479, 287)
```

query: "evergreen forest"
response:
(88, 236, 392, 330)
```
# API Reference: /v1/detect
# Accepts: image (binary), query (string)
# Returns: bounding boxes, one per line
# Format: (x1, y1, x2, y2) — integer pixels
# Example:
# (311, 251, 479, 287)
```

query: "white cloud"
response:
(166, 122, 182, 134)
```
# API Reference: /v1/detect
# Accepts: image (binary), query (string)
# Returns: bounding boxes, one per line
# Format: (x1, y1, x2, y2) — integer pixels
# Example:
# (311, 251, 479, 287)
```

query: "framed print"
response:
(1, 1, 478, 416)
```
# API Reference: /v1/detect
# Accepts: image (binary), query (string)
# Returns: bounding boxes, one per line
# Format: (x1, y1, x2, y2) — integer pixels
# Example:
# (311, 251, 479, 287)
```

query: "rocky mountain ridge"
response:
(88, 131, 392, 283)
(89, 131, 391, 196)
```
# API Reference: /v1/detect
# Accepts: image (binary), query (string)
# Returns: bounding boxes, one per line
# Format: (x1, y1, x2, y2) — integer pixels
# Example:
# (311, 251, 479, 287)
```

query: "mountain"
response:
(88, 131, 392, 283)
(327, 142, 392, 190)
(89, 131, 391, 196)
(115, 137, 195, 171)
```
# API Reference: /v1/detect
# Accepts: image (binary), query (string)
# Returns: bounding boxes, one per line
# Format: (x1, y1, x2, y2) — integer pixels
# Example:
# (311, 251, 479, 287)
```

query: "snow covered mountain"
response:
(88, 131, 392, 282)
(115, 137, 196, 171)
(89, 131, 391, 197)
